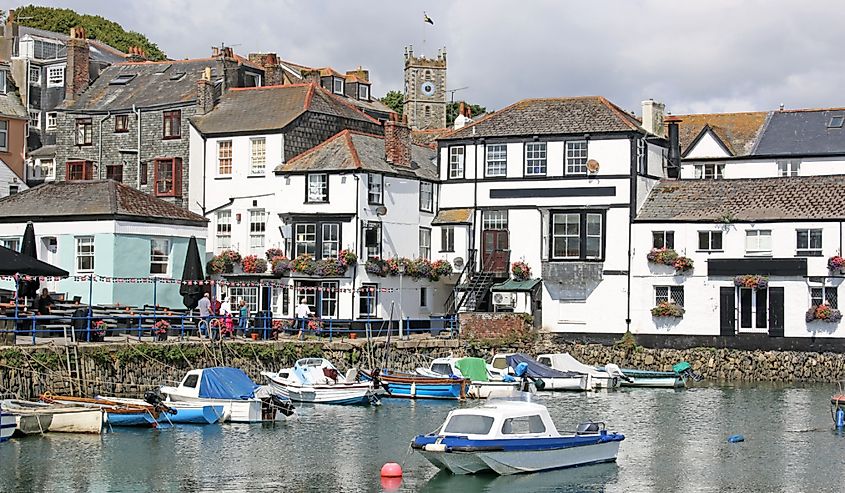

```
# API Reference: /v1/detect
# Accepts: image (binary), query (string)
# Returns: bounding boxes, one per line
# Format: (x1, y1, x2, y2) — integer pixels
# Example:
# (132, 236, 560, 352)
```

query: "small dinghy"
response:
(360, 369, 470, 400)
(536, 353, 627, 389)
(412, 400, 624, 475)
(40, 394, 160, 427)
(2, 399, 105, 434)
(0, 402, 14, 442)
(416, 357, 524, 399)
(98, 394, 224, 425)
(261, 358, 378, 406)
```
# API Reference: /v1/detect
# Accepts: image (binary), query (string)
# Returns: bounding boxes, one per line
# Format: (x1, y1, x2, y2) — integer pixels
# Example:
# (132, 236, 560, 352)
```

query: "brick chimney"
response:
(384, 120, 411, 167)
(248, 52, 283, 86)
(641, 99, 666, 137)
(0, 9, 18, 62)
(65, 26, 89, 102)
(196, 67, 215, 115)
(125, 46, 147, 62)
(301, 69, 321, 85)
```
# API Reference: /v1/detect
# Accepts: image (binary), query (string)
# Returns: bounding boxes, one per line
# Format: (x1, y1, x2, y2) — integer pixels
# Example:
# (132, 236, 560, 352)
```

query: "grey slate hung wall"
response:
(284, 111, 383, 161)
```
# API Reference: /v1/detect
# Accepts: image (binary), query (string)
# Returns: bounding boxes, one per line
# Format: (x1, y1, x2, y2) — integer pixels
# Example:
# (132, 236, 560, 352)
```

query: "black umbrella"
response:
(179, 236, 207, 310)
(18, 222, 40, 299)
(0, 245, 68, 276)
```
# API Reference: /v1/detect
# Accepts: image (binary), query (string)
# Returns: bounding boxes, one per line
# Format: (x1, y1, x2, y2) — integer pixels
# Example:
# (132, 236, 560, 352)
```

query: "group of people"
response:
(197, 292, 249, 338)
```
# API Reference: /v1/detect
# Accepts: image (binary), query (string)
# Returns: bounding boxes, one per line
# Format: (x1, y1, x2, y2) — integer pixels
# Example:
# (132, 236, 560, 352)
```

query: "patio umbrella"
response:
(179, 236, 207, 310)
(0, 245, 68, 277)
(17, 222, 40, 300)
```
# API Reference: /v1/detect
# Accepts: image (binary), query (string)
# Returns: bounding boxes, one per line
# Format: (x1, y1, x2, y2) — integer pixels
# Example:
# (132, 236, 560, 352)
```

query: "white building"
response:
(434, 96, 670, 333)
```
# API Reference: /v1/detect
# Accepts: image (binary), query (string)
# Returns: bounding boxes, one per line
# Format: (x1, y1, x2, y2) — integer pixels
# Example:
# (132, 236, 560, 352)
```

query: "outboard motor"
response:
(673, 362, 703, 382)
(604, 364, 633, 384)
(144, 390, 176, 415)
(271, 395, 296, 417)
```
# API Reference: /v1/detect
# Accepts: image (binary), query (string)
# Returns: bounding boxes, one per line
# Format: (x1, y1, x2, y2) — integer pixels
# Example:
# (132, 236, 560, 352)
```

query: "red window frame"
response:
(106, 164, 123, 182)
(153, 157, 182, 197)
(162, 110, 181, 140)
(66, 160, 93, 181)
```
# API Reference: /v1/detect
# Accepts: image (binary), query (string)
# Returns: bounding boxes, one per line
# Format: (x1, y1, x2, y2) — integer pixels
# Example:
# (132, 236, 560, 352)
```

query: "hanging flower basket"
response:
(431, 259, 453, 279)
(672, 256, 694, 273)
(207, 250, 242, 274)
(734, 275, 768, 290)
(648, 248, 693, 274)
(241, 255, 268, 274)
(339, 249, 358, 267)
(651, 301, 685, 318)
(511, 261, 531, 281)
(364, 257, 452, 281)
(806, 304, 843, 323)
(828, 256, 845, 272)
(271, 256, 291, 276)
(265, 248, 285, 261)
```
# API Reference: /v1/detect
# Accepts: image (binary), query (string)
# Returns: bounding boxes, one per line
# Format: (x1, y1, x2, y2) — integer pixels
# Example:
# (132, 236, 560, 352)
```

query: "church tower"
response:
(403, 45, 447, 130)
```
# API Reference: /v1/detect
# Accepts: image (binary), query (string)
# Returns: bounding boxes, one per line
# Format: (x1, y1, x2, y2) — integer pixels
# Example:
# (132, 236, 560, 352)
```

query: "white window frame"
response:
(655, 285, 684, 306)
(698, 230, 723, 251)
(76, 236, 94, 273)
(565, 141, 588, 175)
(46, 64, 65, 88)
(228, 286, 259, 314)
(333, 77, 344, 95)
(745, 230, 772, 256)
(40, 158, 56, 179)
(448, 146, 465, 179)
(419, 181, 433, 212)
(359, 283, 378, 318)
(307, 173, 329, 203)
(0, 120, 7, 152)
(552, 213, 580, 259)
(295, 223, 317, 257)
(29, 111, 39, 129)
(320, 281, 339, 318)
(249, 210, 267, 255)
(217, 140, 232, 176)
(321, 223, 340, 258)
(482, 210, 508, 231)
(29, 66, 41, 85)
(694, 163, 725, 179)
(46, 112, 57, 130)
(777, 159, 800, 177)
(796, 228, 822, 256)
(810, 286, 838, 309)
(485, 144, 508, 177)
(358, 84, 370, 100)
(524, 142, 547, 176)
(0, 237, 20, 251)
(250, 137, 266, 175)
(216, 211, 231, 251)
(0, 71, 6, 94)
(150, 238, 171, 275)
(368, 173, 383, 205)
(441, 226, 455, 252)
(585, 213, 602, 259)
(420, 228, 431, 260)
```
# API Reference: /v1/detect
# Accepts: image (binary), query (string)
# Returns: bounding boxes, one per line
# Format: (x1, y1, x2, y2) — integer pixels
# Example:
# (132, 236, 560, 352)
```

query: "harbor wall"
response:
(2, 334, 845, 399)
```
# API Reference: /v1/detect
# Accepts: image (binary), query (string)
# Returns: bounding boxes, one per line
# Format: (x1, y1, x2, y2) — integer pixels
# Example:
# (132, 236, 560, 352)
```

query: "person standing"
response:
(295, 298, 312, 340)
(197, 292, 212, 338)
(220, 294, 233, 336)
(36, 288, 54, 315)
(237, 299, 249, 337)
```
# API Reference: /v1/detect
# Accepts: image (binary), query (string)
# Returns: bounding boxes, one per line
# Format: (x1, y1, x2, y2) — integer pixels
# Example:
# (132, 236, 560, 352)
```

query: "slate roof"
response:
(432, 208, 473, 225)
(275, 130, 437, 180)
(439, 96, 643, 140)
(673, 111, 768, 157)
(19, 26, 126, 64)
(636, 176, 845, 222)
(0, 84, 27, 119)
(753, 108, 845, 156)
(29, 145, 56, 157)
(412, 128, 451, 148)
(191, 83, 378, 136)
(0, 180, 207, 225)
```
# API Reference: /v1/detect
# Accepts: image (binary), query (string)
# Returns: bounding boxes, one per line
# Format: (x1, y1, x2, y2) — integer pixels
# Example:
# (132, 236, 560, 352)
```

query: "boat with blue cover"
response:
(491, 353, 593, 391)
(412, 400, 624, 475)
(360, 369, 470, 400)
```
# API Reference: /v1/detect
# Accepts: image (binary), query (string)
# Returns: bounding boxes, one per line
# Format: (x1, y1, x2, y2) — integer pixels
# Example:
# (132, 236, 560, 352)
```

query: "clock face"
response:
(420, 81, 436, 97)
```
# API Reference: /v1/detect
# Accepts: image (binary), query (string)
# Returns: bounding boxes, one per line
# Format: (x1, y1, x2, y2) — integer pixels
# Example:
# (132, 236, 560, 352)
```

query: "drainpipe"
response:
(133, 105, 141, 186)
(472, 139, 479, 269)
(97, 112, 111, 179)
(201, 134, 207, 214)
(353, 173, 361, 318)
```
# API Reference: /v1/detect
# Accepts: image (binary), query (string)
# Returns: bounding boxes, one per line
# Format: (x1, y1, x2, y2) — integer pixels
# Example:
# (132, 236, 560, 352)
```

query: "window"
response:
(153, 157, 182, 197)
(29, 67, 40, 85)
(40, 159, 55, 179)
(425, 106, 431, 117)
(216, 211, 231, 250)
(655, 286, 684, 306)
(249, 210, 267, 255)
(698, 231, 723, 251)
(811, 286, 838, 309)
(228, 286, 259, 314)
(358, 84, 370, 100)
(76, 236, 94, 272)
(652, 231, 675, 249)
(419, 181, 433, 212)
(139, 161, 148, 186)
(566, 141, 588, 175)
(777, 160, 800, 177)
(65, 160, 93, 181)
(502, 415, 546, 435)
(420, 228, 431, 260)
(29, 111, 39, 128)
(636, 138, 646, 174)
(8, 185, 18, 195)
(0, 120, 6, 151)
(0, 71, 5, 94)
(33, 40, 63, 61)
(364, 222, 382, 259)
(250, 138, 266, 174)
(551, 212, 604, 260)
(307, 173, 328, 202)
(441, 226, 455, 252)
(162, 110, 181, 139)
(321, 223, 339, 258)
(182, 374, 199, 389)
(47, 65, 64, 87)
(150, 239, 170, 275)
(444, 415, 495, 435)
(46, 113, 57, 130)
(746, 230, 772, 256)
(217, 140, 232, 175)
(109, 74, 136, 85)
(333, 77, 344, 94)
(75, 118, 92, 145)
(295, 223, 317, 257)
(828, 115, 844, 128)
(359, 283, 378, 317)
(448, 147, 465, 179)
(420, 287, 428, 308)
(694, 163, 725, 179)
(106, 164, 123, 182)
(320, 281, 339, 318)
(114, 115, 129, 133)
(524, 142, 547, 175)
(0, 237, 19, 251)
(368, 173, 383, 205)
(796, 229, 822, 256)
(486, 144, 508, 177)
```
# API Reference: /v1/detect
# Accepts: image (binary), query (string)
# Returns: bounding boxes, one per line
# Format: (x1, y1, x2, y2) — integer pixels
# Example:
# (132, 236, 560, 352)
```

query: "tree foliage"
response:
(447, 101, 487, 126)
(13, 5, 167, 61)
(380, 90, 404, 117)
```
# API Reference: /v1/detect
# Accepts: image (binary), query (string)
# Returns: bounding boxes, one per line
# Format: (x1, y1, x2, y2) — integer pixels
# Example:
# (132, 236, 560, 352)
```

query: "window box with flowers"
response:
(241, 255, 268, 274)
(153, 320, 171, 341)
(271, 256, 291, 276)
(647, 247, 693, 274)
(339, 249, 358, 267)
(806, 304, 843, 324)
(828, 256, 845, 273)
(512, 261, 531, 281)
(651, 301, 685, 318)
(364, 257, 452, 281)
(289, 254, 350, 277)
(734, 275, 768, 290)
(207, 250, 242, 274)
(265, 248, 285, 261)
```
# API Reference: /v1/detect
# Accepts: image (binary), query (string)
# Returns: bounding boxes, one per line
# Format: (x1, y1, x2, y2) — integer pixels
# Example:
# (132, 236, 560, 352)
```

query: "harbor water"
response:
(2, 382, 845, 492)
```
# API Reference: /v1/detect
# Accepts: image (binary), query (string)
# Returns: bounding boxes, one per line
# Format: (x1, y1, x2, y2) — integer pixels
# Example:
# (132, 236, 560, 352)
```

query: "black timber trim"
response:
(281, 213, 355, 222)
(444, 174, 633, 184)
(707, 258, 807, 277)
(490, 187, 616, 199)
(437, 130, 641, 146)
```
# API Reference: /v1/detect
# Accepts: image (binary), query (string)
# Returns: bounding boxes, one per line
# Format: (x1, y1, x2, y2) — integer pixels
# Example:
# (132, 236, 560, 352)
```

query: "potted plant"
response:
(207, 250, 242, 274)
(651, 301, 685, 318)
(339, 249, 358, 267)
(271, 256, 291, 276)
(93, 320, 107, 341)
(828, 256, 845, 273)
(806, 304, 843, 323)
(153, 319, 171, 341)
(647, 247, 679, 266)
(241, 255, 268, 274)
(734, 275, 768, 290)
(511, 261, 532, 281)
(265, 247, 285, 261)
(672, 256, 694, 274)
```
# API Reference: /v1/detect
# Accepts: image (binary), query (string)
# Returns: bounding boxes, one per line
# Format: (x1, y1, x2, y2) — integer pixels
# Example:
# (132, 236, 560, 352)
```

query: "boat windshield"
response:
(431, 363, 453, 376)
(443, 414, 495, 435)
(491, 358, 508, 370)
(502, 415, 546, 434)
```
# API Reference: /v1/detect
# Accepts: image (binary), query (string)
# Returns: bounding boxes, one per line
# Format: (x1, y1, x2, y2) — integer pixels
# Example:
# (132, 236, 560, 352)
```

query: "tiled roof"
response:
(275, 130, 437, 180)
(191, 83, 378, 136)
(754, 108, 845, 156)
(439, 96, 643, 140)
(432, 208, 473, 225)
(636, 176, 845, 222)
(0, 180, 207, 224)
(29, 145, 56, 157)
(412, 128, 451, 148)
(673, 111, 768, 157)
(0, 86, 27, 119)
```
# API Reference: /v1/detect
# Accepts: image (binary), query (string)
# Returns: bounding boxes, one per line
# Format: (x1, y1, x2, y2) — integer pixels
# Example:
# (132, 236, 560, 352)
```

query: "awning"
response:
(491, 278, 542, 292)
(0, 245, 69, 277)
(432, 208, 473, 226)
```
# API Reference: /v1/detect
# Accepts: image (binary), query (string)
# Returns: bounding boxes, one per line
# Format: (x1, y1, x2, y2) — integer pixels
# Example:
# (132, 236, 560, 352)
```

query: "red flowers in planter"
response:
(828, 256, 845, 272)
(734, 275, 768, 289)
(511, 261, 531, 281)
(651, 301, 685, 318)
(241, 255, 268, 274)
(806, 304, 843, 323)
(647, 248, 693, 274)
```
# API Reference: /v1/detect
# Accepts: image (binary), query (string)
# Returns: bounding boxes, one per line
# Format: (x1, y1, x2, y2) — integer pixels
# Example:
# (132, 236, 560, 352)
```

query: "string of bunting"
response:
(59, 276, 398, 292)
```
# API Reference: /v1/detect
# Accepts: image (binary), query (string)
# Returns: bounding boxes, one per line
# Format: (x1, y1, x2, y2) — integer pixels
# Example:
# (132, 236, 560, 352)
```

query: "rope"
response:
(0, 362, 162, 390)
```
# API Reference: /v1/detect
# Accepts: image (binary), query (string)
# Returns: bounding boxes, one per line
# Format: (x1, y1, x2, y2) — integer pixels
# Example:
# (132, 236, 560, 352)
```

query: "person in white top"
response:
(219, 294, 233, 337)
(295, 298, 312, 340)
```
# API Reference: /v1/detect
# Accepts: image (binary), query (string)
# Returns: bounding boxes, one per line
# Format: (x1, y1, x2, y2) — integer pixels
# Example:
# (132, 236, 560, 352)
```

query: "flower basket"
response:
(734, 275, 768, 290)
(806, 304, 843, 323)
(339, 249, 358, 267)
(153, 320, 171, 341)
(241, 255, 268, 274)
(511, 261, 531, 281)
(431, 259, 453, 280)
(647, 247, 679, 266)
(672, 256, 694, 273)
(365, 257, 451, 281)
(828, 256, 845, 272)
(290, 254, 317, 275)
(651, 301, 685, 318)
(307, 319, 324, 332)
(271, 256, 291, 276)
(265, 248, 285, 261)
(207, 249, 242, 274)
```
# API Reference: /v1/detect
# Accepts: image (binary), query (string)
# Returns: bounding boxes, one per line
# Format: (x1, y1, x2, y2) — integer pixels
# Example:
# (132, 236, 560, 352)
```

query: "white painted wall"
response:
(0, 158, 27, 197)
(680, 155, 845, 179)
(683, 130, 731, 159)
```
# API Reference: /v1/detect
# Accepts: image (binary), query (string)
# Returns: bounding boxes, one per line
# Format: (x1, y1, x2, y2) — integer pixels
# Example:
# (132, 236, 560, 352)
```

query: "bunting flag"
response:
(423, 12, 434, 25)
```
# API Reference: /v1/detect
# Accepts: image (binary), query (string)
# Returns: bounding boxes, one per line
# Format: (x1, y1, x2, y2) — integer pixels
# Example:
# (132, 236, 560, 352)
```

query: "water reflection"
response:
(420, 462, 619, 493)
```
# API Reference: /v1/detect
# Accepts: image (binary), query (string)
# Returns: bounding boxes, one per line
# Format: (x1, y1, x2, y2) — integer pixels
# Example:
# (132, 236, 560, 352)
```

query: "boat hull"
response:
(1, 410, 16, 442)
(361, 371, 469, 400)
(161, 391, 273, 423)
(97, 396, 223, 424)
(468, 382, 522, 399)
(106, 410, 157, 427)
(622, 376, 685, 388)
(264, 377, 374, 405)
(539, 376, 591, 391)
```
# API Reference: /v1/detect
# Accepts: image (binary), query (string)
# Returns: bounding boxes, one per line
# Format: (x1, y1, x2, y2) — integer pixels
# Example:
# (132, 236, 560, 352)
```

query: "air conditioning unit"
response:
(492, 292, 514, 306)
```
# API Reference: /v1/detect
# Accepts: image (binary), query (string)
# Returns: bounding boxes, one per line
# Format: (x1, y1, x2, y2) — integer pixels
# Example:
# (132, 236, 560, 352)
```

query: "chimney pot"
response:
(384, 121, 412, 167)
(641, 99, 666, 137)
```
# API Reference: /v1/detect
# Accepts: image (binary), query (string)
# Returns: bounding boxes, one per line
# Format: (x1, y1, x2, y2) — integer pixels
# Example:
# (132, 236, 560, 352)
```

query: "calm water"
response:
(2, 383, 845, 492)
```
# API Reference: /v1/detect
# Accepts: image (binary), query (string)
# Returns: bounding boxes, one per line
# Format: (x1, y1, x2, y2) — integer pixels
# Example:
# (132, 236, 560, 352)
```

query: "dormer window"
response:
(358, 84, 370, 101)
(828, 115, 844, 128)
(333, 77, 344, 95)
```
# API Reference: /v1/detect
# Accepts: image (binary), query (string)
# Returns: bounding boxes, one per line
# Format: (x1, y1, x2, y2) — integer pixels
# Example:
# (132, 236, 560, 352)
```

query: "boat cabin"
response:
(438, 401, 559, 440)
(489, 353, 516, 376)
(283, 358, 346, 385)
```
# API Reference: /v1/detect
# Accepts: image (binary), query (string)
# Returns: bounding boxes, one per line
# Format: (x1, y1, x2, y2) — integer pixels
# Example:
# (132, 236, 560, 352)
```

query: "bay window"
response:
(550, 211, 604, 260)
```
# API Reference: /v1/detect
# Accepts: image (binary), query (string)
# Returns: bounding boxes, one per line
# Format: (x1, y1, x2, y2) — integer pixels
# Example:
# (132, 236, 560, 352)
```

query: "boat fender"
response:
(727, 434, 745, 443)
(423, 443, 448, 452)
(502, 374, 515, 383)
(514, 362, 529, 378)
(533, 378, 546, 391)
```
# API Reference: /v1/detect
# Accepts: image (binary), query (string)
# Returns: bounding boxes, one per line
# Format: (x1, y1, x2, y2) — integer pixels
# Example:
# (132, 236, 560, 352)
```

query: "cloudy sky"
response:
(23, 0, 845, 115)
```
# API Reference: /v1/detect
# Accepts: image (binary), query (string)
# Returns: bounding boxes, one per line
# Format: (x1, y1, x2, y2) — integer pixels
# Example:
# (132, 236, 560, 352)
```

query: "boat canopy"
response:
(505, 354, 583, 379)
(455, 358, 489, 382)
(198, 367, 258, 400)
(540, 353, 596, 374)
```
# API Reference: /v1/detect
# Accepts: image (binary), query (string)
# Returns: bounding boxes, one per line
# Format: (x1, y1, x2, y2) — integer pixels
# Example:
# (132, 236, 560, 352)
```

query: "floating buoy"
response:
(727, 434, 745, 443)
(381, 462, 403, 478)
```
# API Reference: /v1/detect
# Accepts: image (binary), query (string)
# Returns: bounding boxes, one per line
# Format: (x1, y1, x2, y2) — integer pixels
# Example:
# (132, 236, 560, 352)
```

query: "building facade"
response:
(0, 61, 28, 197)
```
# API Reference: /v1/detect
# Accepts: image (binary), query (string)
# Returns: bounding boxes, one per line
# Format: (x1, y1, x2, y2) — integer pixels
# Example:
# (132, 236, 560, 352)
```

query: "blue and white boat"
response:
(361, 369, 470, 400)
(0, 402, 14, 442)
(97, 396, 224, 425)
(261, 358, 378, 406)
(412, 400, 624, 475)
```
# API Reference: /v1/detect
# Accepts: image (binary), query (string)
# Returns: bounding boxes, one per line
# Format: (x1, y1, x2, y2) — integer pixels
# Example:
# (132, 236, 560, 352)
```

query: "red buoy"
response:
(380, 462, 403, 478)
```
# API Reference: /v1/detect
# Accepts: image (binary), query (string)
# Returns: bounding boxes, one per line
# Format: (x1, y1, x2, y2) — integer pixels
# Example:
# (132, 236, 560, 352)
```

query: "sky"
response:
(21, 0, 845, 116)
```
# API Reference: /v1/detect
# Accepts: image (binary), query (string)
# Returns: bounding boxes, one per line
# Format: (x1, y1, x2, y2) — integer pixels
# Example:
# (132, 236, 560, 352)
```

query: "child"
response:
(238, 299, 249, 337)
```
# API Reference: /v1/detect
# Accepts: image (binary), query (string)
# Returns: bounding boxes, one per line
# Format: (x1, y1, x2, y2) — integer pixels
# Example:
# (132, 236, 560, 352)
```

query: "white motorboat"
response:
(412, 400, 624, 475)
(2, 399, 104, 434)
(536, 353, 627, 389)
(261, 358, 378, 405)
(490, 353, 593, 391)
(416, 357, 524, 398)
(160, 367, 294, 423)
(1, 402, 15, 442)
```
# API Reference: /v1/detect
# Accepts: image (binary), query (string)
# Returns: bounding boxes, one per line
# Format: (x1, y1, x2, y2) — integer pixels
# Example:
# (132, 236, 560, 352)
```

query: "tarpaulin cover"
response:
(506, 353, 583, 379)
(198, 367, 259, 400)
(455, 357, 489, 382)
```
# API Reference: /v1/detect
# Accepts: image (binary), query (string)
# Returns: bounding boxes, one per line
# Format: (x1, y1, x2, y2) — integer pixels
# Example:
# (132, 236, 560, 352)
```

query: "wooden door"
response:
(719, 287, 736, 336)
(768, 287, 784, 337)
(482, 230, 509, 273)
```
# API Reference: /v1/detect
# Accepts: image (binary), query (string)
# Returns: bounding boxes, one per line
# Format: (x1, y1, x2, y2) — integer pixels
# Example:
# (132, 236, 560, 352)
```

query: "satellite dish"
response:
(453, 257, 464, 268)
(587, 159, 600, 173)
(376, 206, 388, 216)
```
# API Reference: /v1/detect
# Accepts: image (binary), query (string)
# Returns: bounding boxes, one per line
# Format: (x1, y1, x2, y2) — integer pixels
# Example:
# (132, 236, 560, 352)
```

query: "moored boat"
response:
(2, 399, 105, 434)
(97, 395, 224, 424)
(360, 369, 470, 400)
(0, 402, 14, 442)
(416, 357, 524, 398)
(536, 353, 626, 389)
(497, 354, 593, 391)
(40, 394, 159, 427)
(611, 368, 685, 388)
(412, 400, 624, 475)
(261, 358, 378, 406)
